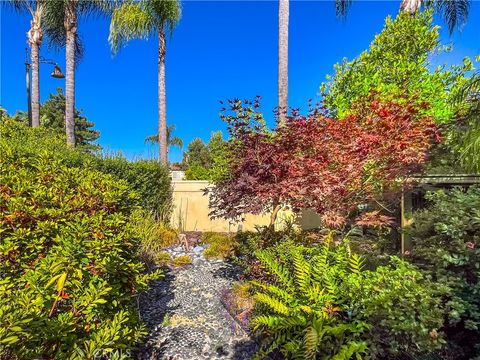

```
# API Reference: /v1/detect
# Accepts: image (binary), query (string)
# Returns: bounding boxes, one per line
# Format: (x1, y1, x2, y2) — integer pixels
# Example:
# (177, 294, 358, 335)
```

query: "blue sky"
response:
(1, 1, 479, 162)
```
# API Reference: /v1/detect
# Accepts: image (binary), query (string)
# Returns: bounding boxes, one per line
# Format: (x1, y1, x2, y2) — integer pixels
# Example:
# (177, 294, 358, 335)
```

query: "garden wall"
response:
(170, 180, 322, 232)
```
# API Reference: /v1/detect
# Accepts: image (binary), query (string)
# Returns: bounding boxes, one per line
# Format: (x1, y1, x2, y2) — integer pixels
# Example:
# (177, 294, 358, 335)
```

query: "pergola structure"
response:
(401, 174, 480, 255)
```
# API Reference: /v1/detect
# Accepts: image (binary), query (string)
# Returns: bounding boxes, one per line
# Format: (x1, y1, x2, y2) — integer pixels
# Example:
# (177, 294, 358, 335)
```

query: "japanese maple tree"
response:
(208, 97, 440, 229)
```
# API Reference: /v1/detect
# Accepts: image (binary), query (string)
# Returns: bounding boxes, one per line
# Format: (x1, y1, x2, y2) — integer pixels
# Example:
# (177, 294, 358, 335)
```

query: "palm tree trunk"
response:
(64, 5, 77, 147)
(400, 0, 422, 13)
(158, 27, 168, 165)
(278, 0, 289, 126)
(28, 19, 42, 128)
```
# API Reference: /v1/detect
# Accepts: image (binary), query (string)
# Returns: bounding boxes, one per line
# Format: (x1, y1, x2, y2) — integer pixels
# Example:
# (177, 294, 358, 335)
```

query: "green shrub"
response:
(154, 252, 172, 267)
(0, 120, 161, 359)
(349, 258, 447, 358)
(409, 187, 480, 359)
(172, 255, 192, 267)
(202, 232, 236, 259)
(0, 119, 172, 218)
(251, 239, 446, 359)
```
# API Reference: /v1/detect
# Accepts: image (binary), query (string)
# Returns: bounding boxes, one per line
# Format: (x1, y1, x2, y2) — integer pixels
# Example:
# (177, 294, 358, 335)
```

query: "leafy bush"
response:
(409, 187, 480, 359)
(154, 252, 172, 267)
(348, 258, 447, 358)
(0, 122, 161, 359)
(94, 156, 172, 218)
(202, 232, 237, 260)
(209, 97, 439, 228)
(251, 239, 446, 359)
(0, 119, 172, 218)
(321, 11, 471, 123)
(172, 255, 192, 267)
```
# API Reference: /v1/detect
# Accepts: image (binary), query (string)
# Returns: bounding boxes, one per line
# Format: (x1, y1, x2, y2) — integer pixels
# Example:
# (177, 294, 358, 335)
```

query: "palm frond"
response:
(425, 0, 470, 34)
(109, 1, 155, 54)
(109, 0, 181, 54)
(335, 0, 352, 18)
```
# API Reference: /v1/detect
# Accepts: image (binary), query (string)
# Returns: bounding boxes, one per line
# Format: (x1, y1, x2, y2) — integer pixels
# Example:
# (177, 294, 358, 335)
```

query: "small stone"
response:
(193, 245, 205, 254)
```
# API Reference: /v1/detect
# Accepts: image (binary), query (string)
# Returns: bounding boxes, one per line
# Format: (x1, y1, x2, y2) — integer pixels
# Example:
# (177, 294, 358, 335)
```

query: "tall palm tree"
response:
(42, 1, 112, 147)
(9, 0, 43, 127)
(144, 124, 183, 160)
(109, 0, 181, 165)
(337, 0, 470, 33)
(277, 0, 288, 125)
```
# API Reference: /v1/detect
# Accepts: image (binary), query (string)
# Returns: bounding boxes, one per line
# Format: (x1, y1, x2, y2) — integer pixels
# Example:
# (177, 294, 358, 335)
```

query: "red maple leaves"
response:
(209, 98, 440, 228)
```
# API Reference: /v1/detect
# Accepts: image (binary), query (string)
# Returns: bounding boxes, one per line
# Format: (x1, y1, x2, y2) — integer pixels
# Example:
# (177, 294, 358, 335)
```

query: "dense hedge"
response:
(0, 119, 162, 359)
(0, 120, 172, 218)
(410, 187, 480, 359)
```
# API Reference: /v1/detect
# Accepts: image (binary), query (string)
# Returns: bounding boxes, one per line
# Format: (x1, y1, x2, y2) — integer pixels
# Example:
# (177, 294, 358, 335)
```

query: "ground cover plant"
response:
(0, 119, 162, 359)
(249, 237, 447, 359)
(409, 187, 480, 359)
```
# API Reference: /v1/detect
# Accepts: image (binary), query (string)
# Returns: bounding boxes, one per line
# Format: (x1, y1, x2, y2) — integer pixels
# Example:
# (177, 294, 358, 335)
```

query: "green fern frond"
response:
(254, 293, 290, 315)
(330, 341, 368, 360)
(255, 250, 293, 290)
(292, 250, 311, 292)
(349, 254, 364, 274)
(304, 325, 319, 359)
(251, 280, 295, 304)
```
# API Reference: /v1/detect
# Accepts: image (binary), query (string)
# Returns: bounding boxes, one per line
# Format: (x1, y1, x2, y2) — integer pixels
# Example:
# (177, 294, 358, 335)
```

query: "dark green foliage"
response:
(183, 131, 230, 182)
(348, 257, 447, 358)
(0, 119, 161, 359)
(92, 155, 172, 219)
(40, 88, 100, 151)
(251, 238, 446, 359)
(409, 187, 480, 359)
(0, 118, 172, 218)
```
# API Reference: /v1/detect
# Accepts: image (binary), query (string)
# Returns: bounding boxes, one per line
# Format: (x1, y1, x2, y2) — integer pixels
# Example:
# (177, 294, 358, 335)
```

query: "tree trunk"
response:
(158, 28, 168, 165)
(28, 17, 42, 128)
(64, 6, 77, 147)
(400, 0, 422, 13)
(270, 202, 281, 229)
(278, 0, 289, 126)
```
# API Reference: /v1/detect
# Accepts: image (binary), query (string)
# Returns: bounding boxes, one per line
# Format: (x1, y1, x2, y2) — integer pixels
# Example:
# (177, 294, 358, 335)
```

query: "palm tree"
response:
(277, 0, 288, 125)
(9, 0, 43, 127)
(144, 124, 183, 160)
(42, 1, 112, 147)
(109, 0, 181, 166)
(337, 0, 470, 33)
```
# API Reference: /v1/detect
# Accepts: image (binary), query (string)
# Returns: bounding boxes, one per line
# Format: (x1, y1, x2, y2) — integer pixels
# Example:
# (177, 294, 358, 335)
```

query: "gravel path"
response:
(136, 249, 258, 360)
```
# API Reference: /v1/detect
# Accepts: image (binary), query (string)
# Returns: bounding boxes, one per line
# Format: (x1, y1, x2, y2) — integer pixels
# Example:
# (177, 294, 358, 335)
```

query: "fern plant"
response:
(251, 240, 369, 359)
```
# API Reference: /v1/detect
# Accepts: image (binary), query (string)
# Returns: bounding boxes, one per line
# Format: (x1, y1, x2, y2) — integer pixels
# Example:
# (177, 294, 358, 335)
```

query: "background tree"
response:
(8, 0, 43, 127)
(109, 0, 181, 165)
(42, 0, 112, 147)
(182, 132, 228, 181)
(144, 124, 183, 161)
(321, 11, 474, 172)
(40, 88, 100, 150)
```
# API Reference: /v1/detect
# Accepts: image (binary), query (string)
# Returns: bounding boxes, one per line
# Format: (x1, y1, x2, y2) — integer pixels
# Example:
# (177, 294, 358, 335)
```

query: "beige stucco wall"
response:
(170, 180, 322, 232)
